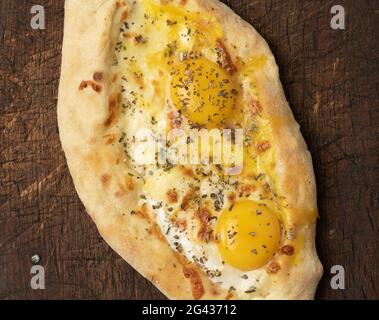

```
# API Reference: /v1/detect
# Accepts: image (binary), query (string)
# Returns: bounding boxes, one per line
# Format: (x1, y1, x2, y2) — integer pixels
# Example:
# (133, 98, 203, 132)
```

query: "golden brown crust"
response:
(58, 0, 322, 300)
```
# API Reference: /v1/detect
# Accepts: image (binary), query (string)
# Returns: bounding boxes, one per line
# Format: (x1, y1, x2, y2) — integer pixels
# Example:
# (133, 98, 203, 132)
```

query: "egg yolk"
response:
(170, 56, 238, 128)
(216, 200, 281, 271)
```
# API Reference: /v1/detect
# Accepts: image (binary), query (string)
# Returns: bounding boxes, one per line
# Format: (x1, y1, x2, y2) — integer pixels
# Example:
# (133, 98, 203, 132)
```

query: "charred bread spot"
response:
(166, 189, 178, 203)
(225, 292, 234, 300)
(93, 72, 104, 82)
(279, 245, 295, 256)
(132, 206, 166, 241)
(79, 80, 102, 93)
(120, 9, 129, 22)
(116, 0, 128, 9)
(132, 207, 149, 220)
(101, 174, 111, 188)
(146, 224, 167, 242)
(216, 39, 237, 75)
(211, 288, 220, 296)
(105, 93, 121, 127)
(160, 0, 187, 6)
(256, 141, 271, 154)
(267, 261, 281, 274)
(127, 178, 135, 191)
(183, 266, 205, 300)
(111, 74, 118, 84)
(115, 184, 126, 198)
(103, 133, 116, 144)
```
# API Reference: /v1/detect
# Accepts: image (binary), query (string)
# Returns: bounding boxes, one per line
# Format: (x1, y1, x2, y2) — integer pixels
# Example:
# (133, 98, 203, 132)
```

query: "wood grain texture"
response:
(0, 0, 378, 300)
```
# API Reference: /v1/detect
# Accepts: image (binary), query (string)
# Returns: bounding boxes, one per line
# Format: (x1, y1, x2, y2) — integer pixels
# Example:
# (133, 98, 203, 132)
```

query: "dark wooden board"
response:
(0, 0, 378, 300)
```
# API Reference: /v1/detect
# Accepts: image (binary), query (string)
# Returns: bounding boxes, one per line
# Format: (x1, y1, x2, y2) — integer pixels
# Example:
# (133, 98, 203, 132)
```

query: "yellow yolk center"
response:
(170, 56, 238, 128)
(216, 200, 281, 271)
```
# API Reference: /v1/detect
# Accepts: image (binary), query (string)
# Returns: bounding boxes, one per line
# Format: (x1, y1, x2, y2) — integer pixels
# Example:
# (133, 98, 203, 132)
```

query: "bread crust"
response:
(58, 0, 323, 300)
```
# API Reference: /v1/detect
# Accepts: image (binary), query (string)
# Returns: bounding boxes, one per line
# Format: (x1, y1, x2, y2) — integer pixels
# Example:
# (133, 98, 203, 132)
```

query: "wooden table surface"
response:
(0, 0, 378, 300)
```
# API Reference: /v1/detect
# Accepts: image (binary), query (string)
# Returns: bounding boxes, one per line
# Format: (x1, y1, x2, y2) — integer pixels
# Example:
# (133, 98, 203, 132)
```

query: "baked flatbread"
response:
(58, 0, 323, 299)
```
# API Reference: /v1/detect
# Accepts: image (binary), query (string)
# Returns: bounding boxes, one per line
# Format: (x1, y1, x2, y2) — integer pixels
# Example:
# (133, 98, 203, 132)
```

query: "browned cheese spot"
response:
(179, 165, 194, 177)
(167, 111, 182, 129)
(181, 189, 195, 211)
(256, 141, 271, 154)
(263, 183, 271, 194)
(239, 184, 256, 195)
(227, 192, 236, 203)
(196, 207, 213, 242)
(166, 189, 178, 203)
(249, 99, 262, 115)
(174, 219, 187, 231)
(216, 39, 237, 75)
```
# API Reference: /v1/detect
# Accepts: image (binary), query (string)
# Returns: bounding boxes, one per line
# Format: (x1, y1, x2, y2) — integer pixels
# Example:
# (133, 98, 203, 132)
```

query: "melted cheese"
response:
(113, 0, 306, 298)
